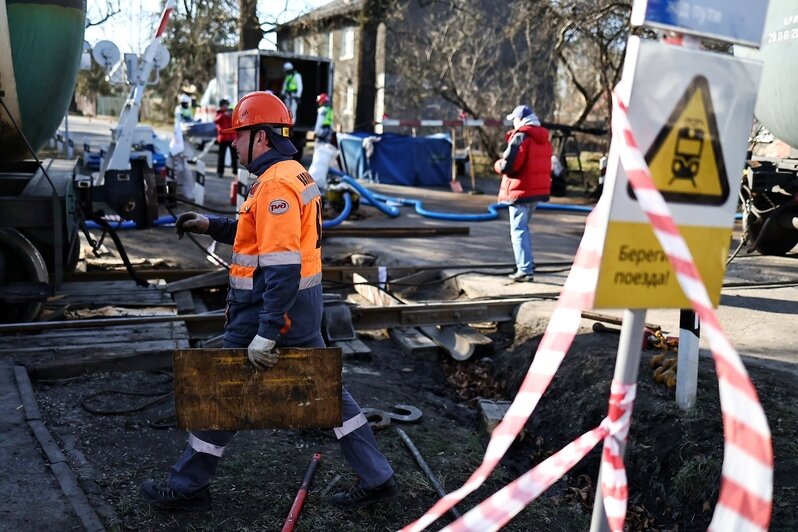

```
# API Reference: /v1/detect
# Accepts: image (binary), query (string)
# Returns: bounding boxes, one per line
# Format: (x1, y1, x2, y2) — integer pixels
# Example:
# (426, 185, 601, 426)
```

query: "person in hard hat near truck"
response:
(280, 62, 303, 123)
(139, 91, 398, 513)
(313, 92, 335, 145)
(170, 94, 197, 200)
(493, 104, 552, 283)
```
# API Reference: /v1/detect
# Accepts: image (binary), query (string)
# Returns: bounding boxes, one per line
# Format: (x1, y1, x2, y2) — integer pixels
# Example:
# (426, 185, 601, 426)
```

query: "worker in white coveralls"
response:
(169, 94, 197, 200)
(280, 62, 303, 123)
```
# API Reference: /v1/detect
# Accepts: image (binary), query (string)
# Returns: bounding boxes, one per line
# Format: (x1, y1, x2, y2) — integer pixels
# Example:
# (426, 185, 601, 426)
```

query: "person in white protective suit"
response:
(280, 62, 302, 123)
(169, 94, 197, 200)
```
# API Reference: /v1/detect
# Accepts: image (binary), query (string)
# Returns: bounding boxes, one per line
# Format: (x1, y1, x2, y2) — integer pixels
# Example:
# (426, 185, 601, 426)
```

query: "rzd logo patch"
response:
(269, 199, 289, 215)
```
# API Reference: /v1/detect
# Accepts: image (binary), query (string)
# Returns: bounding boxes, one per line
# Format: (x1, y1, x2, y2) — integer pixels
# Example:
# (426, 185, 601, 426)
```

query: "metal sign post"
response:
(589, 309, 647, 532)
(675, 310, 700, 409)
(587, 4, 767, 529)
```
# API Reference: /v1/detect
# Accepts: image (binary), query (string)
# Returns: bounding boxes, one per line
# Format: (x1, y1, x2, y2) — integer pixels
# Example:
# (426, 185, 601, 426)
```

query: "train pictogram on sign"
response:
(628, 75, 728, 205)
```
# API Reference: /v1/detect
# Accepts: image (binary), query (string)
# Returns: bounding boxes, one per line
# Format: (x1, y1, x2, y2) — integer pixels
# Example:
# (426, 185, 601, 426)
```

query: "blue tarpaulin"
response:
(338, 132, 452, 187)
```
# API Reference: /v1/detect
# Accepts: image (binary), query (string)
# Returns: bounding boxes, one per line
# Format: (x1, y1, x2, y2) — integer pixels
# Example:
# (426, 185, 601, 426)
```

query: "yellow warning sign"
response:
(594, 220, 730, 309)
(627, 75, 729, 205)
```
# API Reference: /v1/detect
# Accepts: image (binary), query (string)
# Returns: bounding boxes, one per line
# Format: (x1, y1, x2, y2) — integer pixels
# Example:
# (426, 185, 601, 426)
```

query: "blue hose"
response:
(329, 168, 401, 218)
(322, 192, 353, 228)
(84, 215, 176, 230)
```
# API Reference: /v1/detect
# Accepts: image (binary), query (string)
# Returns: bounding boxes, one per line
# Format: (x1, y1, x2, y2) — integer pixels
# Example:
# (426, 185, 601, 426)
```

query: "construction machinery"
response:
(738, 0, 798, 255)
(0, 0, 177, 323)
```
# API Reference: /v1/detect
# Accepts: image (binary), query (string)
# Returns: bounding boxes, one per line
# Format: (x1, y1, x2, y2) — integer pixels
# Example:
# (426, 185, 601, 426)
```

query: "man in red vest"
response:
(214, 98, 238, 177)
(494, 105, 552, 282)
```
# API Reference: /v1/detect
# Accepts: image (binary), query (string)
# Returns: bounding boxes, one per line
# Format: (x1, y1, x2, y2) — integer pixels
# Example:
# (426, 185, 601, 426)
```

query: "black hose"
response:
(176, 197, 239, 215)
(85, 213, 149, 287)
(81, 389, 173, 415)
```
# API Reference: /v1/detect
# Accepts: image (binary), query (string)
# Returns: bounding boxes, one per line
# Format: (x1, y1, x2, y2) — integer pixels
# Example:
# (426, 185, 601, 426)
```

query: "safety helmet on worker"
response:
(222, 91, 296, 156)
(283, 62, 294, 72)
(316, 93, 329, 106)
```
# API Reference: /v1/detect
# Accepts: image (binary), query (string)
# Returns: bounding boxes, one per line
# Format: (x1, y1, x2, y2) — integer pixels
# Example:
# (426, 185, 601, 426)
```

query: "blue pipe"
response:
(329, 168, 401, 217)
(329, 168, 746, 221)
(322, 192, 353, 228)
(84, 215, 176, 230)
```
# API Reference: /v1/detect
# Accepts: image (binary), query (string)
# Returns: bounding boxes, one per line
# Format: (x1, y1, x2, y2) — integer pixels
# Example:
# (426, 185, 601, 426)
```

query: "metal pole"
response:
(589, 308, 647, 532)
(64, 106, 73, 158)
(395, 427, 461, 519)
(675, 310, 700, 410)
(282, 452, 322, 532)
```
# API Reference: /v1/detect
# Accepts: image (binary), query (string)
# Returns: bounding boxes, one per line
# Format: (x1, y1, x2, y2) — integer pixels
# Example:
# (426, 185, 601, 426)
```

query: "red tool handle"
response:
(281, 452, 322, 532)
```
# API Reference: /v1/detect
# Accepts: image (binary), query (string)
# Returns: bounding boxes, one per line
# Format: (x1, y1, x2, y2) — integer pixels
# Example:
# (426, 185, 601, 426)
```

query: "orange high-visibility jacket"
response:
(208, 154, 323, 345)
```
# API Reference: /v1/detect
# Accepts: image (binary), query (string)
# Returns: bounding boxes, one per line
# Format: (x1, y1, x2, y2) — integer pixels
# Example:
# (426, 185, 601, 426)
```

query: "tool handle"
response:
(281, 453, 323, 532)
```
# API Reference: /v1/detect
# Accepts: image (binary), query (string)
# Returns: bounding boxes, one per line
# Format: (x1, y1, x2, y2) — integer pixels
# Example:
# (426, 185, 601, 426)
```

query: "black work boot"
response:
(139, 479, 211, 512)
(331, 475, 399, 511)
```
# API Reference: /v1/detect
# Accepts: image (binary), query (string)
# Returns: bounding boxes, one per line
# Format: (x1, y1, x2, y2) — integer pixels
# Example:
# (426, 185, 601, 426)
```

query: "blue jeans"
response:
(509, 202, 537, 274)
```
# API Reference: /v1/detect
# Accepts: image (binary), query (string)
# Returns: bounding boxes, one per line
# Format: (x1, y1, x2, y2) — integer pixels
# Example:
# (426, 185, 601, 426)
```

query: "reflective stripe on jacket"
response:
(214, 153, 323, 345)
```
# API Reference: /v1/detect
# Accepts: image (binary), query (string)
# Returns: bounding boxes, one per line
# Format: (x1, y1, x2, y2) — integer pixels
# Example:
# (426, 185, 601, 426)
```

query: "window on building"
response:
(344, 86, 354, 115)
(328, 31, 334, 58)
(295, 37, 304, 55)
(341, 28, 354, 60)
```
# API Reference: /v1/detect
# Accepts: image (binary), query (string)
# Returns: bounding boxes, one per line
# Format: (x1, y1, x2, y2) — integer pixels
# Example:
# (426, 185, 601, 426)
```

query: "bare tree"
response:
(547, 0, 632, 128)
(239, 0, 263, 50)
(158, 0, 238, 118)
(85, 0, 122, 29)
(355, 0, 393, 132)
(387, 0, 559, 156)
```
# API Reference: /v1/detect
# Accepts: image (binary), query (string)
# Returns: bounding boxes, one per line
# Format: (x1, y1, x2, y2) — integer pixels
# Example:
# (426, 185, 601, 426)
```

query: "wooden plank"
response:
(332, 338, 371, 357)
(1, 323, 188, 348)
(389, 328, 440, 356)
(478, 399, 512, 434)
(324, 226, 469, 238)
(173, 290, 195, 314)
(9, 338, 189, 355)
(174, 347, 342, 431)
(166, 270, 228, 293)
(28, 347, 178, 380)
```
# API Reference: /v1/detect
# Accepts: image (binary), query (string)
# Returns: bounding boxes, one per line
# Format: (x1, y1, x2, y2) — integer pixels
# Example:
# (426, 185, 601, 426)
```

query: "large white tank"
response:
(753, 0, 798, 147)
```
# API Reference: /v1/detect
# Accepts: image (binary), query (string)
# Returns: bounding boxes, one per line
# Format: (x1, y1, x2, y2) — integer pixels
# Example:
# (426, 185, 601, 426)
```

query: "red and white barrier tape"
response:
(401, 91, 773, 532)
(613, 93, 773, 532)
(379, 118, 508, 128)
(400, 193, 609, 532)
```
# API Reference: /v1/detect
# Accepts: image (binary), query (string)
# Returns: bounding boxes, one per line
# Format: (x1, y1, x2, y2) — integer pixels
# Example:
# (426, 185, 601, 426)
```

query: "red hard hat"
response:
(222, 91, 293, 135)
(316, 92, 329, 106)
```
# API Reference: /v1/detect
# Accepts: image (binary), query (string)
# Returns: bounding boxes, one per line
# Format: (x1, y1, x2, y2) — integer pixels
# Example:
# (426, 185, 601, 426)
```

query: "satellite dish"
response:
(92, 40, 121, 71)
(145, 41, 171, 70)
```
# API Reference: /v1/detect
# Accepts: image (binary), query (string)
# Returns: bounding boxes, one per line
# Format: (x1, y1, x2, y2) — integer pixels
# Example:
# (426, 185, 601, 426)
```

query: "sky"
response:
(84, 0, 334, 55)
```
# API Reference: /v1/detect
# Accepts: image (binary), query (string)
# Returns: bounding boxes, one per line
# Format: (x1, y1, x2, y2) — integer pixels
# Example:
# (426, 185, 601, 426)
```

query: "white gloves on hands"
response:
(175, 212, 210, 239)
(247, 335, 278, 369)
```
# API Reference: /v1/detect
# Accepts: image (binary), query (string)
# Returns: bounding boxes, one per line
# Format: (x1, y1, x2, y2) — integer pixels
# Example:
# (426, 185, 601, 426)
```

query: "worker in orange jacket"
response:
(140, 92, 397, 512)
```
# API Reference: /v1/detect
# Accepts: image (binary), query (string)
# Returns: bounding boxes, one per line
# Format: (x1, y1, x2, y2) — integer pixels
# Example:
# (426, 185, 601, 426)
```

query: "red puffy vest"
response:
(496, 124, 552, 203)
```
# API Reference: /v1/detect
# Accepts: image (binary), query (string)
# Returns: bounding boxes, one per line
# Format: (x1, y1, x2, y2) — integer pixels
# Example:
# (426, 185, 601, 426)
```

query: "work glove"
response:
(175, 212, 209, 239)
(247, 335, 278, 369)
